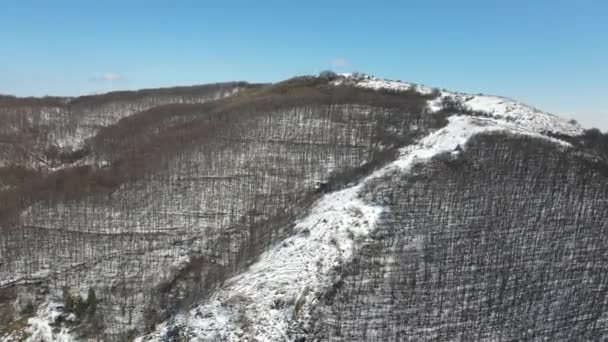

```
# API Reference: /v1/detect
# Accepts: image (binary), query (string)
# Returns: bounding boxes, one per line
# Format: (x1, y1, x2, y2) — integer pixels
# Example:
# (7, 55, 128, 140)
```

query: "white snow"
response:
(335, 73, 584, 137)
(394, 115, 573, 169)
(136, 113, 544, 342)
(23, 302, 75, 342)
(0, 302, 77, 341)
(447, 93, 583, 136)
(333, 73, 436, 95)
(138, 183, 383, 341)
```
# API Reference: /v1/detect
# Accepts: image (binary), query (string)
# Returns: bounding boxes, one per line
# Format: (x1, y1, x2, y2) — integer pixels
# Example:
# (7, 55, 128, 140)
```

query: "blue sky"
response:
(1, 0, 607, 130)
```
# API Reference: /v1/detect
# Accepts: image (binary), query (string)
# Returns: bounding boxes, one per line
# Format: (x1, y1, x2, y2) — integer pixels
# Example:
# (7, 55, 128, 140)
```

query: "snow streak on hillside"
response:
(137, 109, 561, 341)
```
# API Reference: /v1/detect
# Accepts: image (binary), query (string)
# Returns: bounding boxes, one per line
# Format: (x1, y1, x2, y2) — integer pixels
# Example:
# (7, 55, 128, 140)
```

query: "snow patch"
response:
(333, 73, 436, 95)
(22, 302, 75, 342)
(448, 93, 582, 136)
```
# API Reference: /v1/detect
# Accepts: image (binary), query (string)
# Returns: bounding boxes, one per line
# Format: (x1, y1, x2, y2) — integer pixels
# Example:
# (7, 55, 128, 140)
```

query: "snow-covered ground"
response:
(0, 301, 75, 342)
(439, 92, 583, 136)
(136, 109, 565, 341)
(335, 73, 436, 95)
(24, 304, 74, 342)
(336, 73, 584, 137)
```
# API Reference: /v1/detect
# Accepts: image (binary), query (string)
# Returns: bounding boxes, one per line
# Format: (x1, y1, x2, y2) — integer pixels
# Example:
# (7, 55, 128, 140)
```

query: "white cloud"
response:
(90, 72, 122, 82)
(331, 57, 348, 68)
(101, 72, 121, 81)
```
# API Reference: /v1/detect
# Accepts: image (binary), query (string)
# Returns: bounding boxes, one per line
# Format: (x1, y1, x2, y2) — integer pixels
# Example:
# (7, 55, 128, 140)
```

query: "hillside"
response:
(1, 73, 607, 341)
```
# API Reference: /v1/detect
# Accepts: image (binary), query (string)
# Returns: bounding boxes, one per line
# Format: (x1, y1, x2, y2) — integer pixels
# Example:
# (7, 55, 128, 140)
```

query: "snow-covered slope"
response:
(336, 73, 584, 137)
(437, 92, 583, 136)
(137, 106, 567, 341)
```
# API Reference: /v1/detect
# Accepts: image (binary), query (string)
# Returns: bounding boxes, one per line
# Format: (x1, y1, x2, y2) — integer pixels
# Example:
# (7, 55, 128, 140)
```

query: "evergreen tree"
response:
(87, 287, 97, 315)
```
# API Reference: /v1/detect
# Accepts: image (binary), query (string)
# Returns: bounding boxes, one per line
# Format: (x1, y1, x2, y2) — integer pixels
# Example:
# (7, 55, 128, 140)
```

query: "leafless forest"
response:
(1, 76, 449, 339)
(1, 74, 607, 341)
(311, 133, 608, 341)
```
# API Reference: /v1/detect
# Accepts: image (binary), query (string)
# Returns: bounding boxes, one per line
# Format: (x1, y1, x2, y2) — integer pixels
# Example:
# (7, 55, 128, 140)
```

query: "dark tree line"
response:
(549, 128, 608, 163)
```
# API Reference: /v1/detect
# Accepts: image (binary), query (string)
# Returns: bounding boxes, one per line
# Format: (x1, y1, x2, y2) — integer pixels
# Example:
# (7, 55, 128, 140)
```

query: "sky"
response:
(1, 0, 607, 130)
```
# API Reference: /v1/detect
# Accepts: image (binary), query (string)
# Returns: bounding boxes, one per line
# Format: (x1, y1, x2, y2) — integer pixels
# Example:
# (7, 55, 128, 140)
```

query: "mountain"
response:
(1, 73, 607, 341)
